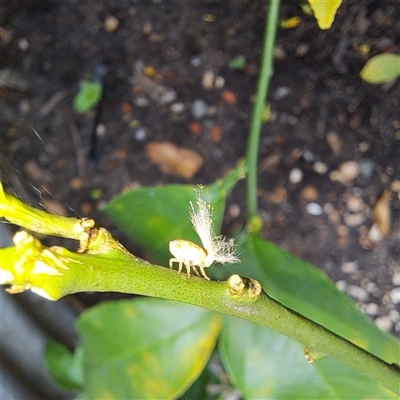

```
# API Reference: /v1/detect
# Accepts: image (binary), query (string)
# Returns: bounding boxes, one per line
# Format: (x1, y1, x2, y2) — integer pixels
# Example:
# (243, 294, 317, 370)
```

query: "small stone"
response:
(336, 280, 347, 292)
(301, 185, 319, 201)
(358, 159, 375, 180)
(365, 302, 379, 316)
(375, 316, 393, 332)
(273, 86, 290, 100)
(273, 45, 286, 61)
(142, 22, 152, 34)
(228, 204, 240, 218)
(221, 90, 236, 105)
(70, 177, 82, 190)
(214, 76, 225, 89)
(326, 131, 342, 154)
(358, 141, 370, 153)
(289, 168, 303, 184)
(202, 70, 215, 90)
(18, 37, 29, 51)
(341, 261, 359, 274)
(367, 223, 383, 243)
(134, 127, 146, 141)
(322, 202, 334, 214)
(365, 281, 378, 294)
(343, 212, 366, 227)
(188, 121, 202, 136)
(389, 287, 400, 304)
(389, 309, 400, 323)
(395, 321, 400, 333)
(192, 99, 208, 119)
(339, 161, 359, 180)
(170, 102, 185, 113)
(190, 56, 202, 67)
(346, 285, 368, 302)
(390, 180, 400, 192)
(104, 15, 119, 33)
(306, 202, 323, 216)
(96, 123, 106, 137)
(313, 161, 328, 174)
(134, 94, 149, 107)
(295, 43, 309, 57)
(303, 149, 314, 162)
(336, 225, 348, 236)
(330, 161, 359, 184)
(265, 187, 287, 204)
(345, 194, 365, 213)
(392, 270, 400, 286)
(382, 292, 392, 306)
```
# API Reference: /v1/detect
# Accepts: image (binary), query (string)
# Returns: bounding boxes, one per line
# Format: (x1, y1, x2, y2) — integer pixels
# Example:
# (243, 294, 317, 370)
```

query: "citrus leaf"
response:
(216, 233, 400, 365)
(73, 80, 102, 113)
(220, 316, 398, 399)
(44, 340, 84, 390)
(308, 0, 342, 30)
(102, 163, 244, 265)
(360, 53, 400, 84)
(77, 298, 221, 400)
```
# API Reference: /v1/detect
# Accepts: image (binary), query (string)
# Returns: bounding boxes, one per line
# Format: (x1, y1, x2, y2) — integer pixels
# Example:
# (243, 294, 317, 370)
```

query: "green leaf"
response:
(220, 316, 398, 399)
(228, 55, 246, 70)
(44, 340, 84, 390)
(73, 80, 102, 113)
(102, 162, 245, 265)
(217, 233, 400, 365)
(179, 353, 226, 400)
(74, 393, 91, 400)
(360, 53, 400, 84)
(76, 298, 221, 400)
(308, 0, 342, 30)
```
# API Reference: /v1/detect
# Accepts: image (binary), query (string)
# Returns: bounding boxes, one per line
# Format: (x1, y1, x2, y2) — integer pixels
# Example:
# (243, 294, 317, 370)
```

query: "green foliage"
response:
(360, 53, 400, 84)
(220, 317, 397, 399)
(73, 80, 102, 113)
(219, 233, 400, 365)
(102, 163, 244, 264)
(76, 299, 221, 399)
(228, 55, 246, 70)
(2, 0, 399, 398)
(41, 171, 399, 398)
(45, 341, 84, 390)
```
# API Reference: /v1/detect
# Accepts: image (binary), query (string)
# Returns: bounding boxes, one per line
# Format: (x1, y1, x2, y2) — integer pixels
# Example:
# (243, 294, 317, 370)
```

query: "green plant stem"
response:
(245, 0, 280, 223)
(0, 182, 94, 245)
(1, 236, 398, 394)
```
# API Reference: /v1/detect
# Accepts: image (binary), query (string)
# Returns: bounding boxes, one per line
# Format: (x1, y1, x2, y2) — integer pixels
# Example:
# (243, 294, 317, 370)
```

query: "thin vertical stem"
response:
(245, 0, 280, 222)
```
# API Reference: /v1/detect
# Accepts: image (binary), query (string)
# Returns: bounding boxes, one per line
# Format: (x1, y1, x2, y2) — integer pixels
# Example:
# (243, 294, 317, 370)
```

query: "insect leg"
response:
(169, 258, 183, 275)
(191, 265, 201, 276)
(198, 263, 211, 281)
(183, 261, 191, 278)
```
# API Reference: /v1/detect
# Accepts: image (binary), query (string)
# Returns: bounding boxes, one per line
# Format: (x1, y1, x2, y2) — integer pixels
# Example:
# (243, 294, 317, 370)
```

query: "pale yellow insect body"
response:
(169, 239, 210, 280)
(169, 195, 240, 280)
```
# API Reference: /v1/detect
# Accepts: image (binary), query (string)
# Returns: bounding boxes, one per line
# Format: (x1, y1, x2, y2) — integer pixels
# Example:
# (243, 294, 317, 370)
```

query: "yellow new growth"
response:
(169, 195, 240, 280)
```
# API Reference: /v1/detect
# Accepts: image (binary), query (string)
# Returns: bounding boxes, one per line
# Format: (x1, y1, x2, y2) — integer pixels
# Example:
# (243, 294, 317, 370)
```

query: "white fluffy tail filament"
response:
(169, 196, 240, 280)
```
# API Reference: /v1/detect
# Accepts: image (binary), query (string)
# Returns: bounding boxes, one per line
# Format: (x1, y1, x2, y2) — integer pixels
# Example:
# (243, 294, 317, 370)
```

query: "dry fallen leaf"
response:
(146, 142, 204, 179)
(41, 198, 68, 216)
(369, 189, 391, 242)
(131, 69, 176, 105)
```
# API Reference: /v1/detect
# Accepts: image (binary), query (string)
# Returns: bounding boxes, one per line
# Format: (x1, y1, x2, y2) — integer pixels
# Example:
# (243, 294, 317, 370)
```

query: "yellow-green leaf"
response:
(220, 316, 399, 399)
(308, 0, 342, 30)
(360, 53, 400, 84)
(77, 298, 221, 400)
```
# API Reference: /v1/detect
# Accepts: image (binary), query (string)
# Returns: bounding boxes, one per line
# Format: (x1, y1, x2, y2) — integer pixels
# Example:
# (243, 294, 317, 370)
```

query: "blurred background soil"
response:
(1, 1, 399, 336)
